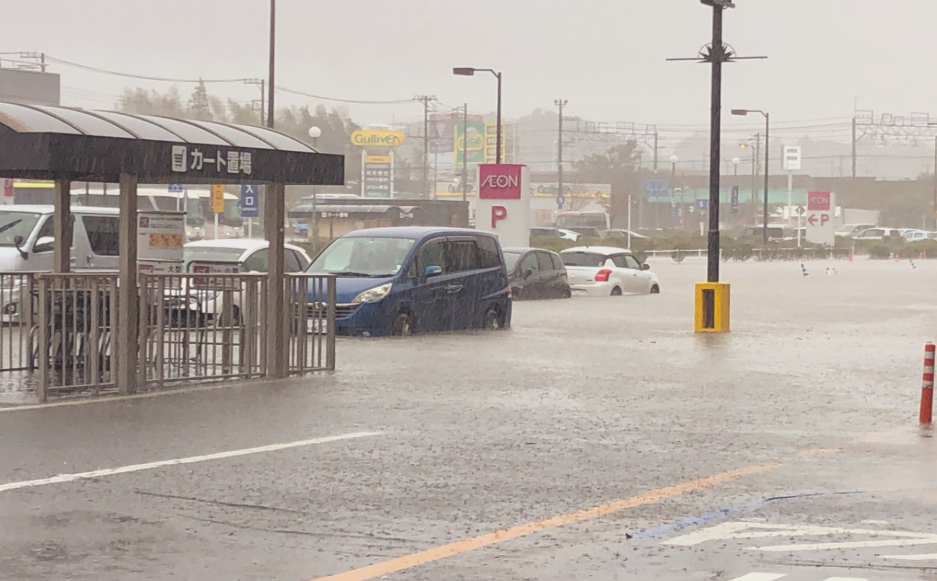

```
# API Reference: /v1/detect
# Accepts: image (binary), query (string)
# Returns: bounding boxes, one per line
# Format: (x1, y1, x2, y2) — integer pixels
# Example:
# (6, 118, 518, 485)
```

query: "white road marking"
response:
(728, 575, 867, 581)
(880, 553, 937, 561)
(728, 574, 786, 581)
(0, 431, 380, 494)
(752, 537, 937, 552)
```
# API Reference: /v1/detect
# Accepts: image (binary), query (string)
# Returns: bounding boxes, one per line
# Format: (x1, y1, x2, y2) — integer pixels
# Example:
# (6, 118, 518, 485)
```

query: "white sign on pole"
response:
(782, 146, 802, 171)
(475, 164, 530, 248)
(804, 191, 835, 246)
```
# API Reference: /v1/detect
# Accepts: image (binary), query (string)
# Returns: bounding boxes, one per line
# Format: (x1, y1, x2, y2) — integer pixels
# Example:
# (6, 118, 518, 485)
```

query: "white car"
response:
(560, 246, 660, 296)
(902, 229, 931, 242)
(853, 228, 902, 242)
(169, 239, 312, 321)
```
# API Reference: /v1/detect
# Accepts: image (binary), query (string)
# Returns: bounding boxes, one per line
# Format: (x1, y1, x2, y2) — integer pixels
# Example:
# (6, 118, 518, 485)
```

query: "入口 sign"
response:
(351, 129, 405, 148)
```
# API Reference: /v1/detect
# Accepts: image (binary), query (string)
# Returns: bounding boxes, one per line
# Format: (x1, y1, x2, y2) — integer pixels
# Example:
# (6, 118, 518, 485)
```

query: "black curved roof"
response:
(0, 101, 344, 186)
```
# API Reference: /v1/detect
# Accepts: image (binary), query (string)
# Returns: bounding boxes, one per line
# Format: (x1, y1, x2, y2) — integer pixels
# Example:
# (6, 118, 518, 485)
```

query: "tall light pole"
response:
(670, 155, 679, 230)
(554, 99, 567, 209)
(308, 126, 322, 251)
(453, 67, 503, 164)
(267, 0, 276, 128)
(733, 109, 770, 244)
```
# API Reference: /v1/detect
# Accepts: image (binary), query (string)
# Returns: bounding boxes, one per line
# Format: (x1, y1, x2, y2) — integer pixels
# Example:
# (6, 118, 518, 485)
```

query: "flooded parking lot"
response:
(0, 258, 935, 581)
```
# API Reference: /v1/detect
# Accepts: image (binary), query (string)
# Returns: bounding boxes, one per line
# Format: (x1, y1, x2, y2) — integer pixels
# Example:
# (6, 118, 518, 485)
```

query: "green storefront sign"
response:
(454, 121, 485, 166)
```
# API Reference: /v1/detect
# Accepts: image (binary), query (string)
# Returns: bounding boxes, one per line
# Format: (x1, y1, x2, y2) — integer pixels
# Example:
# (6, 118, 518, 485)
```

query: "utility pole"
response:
(851, 116, 857, 179)
(462, 103, 469, 203)
(416, 95, 436, 198)
(933, 137, 937, 230)
(554, 99, 567, 209)
(267, 0, 276, 128)
(753, 133, 761, 222)
(653, 131, 659, 172)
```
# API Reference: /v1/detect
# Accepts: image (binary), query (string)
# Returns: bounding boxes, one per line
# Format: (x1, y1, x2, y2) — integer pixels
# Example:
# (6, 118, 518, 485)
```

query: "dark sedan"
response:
(503, 247, 571, 300)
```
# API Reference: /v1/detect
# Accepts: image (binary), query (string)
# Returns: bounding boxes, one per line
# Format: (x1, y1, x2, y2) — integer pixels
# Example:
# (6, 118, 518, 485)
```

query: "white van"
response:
(0, 205, 121, 272)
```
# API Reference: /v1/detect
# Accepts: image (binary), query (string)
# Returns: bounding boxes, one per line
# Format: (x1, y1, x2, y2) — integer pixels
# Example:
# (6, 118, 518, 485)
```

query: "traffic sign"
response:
(644, 180, 669, 198)
(696, 199, 709, 210)
(211, 184, 225, 213)
(782, 146, 802, 171)
(167, 184, 184, 194)
(556, 194, 566, 207)
(795, 205, 805, 216)
(241, 185, 259, 218)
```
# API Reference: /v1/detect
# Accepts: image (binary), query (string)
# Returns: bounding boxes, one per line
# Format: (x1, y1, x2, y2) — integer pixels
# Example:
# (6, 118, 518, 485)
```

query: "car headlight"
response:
(351, 283, 393, 304)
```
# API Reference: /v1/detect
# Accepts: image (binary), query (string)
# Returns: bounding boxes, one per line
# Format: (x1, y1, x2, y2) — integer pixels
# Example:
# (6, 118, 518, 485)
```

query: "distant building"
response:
(0, 68, 61, 106)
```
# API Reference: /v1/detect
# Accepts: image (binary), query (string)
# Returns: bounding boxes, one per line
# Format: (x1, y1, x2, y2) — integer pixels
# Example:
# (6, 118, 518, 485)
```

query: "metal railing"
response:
(35, 273, 119, 400)
(286, 274, 336, 374)
(0, 271, 337, 403)
(139, 272, 269, 389)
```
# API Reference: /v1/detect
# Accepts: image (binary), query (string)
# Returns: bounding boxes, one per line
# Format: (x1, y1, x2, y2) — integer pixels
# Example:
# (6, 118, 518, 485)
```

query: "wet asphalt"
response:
(1, 258, 936, 581)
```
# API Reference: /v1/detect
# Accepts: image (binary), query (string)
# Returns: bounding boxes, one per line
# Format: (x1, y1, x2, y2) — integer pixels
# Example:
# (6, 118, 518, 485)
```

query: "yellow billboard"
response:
(351, 129, 405, 148)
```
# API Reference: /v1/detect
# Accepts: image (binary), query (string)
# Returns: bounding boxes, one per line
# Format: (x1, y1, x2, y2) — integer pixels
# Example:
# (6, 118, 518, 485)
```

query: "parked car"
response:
(306, 227, 511, 337)
(853, 228, 902, 242)
(529, 227, 580, 241)
(176, 239, 311, 320)
(902, 229, 931, 242)
(741, 225, 787, 241)
(566, 226, 602, 238)
(503, 247, 570, 300)
(0, 205, 124, 323)
(836, 223, 876, 238)
(598, 229, 650, 241)
(560, 246, 659, 296)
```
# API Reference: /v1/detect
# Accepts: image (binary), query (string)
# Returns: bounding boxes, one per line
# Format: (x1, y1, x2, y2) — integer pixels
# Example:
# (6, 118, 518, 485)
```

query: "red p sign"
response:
(491, 206, 507, 228)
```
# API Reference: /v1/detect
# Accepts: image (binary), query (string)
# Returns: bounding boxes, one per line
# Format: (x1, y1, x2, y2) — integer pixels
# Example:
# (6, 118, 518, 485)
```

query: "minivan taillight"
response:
(594, 268, 612, 282)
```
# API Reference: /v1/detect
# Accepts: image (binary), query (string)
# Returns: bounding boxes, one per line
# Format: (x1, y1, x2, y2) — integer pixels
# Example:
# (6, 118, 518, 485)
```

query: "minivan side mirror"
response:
(524, 268, 534, 280)
(33, 236, 54, 254)
(424, 265, 443, 278)
(641, 263, 650, 271)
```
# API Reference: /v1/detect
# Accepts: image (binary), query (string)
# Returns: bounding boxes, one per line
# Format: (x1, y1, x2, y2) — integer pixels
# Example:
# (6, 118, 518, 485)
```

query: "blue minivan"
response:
(307, 227, 512, 337)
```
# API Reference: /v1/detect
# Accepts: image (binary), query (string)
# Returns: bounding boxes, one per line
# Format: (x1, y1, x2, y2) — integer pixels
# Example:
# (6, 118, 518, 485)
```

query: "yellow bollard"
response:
(694, 282, 730, 333)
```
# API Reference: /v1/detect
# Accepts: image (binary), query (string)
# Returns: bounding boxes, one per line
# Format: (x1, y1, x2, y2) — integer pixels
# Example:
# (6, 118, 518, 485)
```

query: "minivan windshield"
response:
(309, 237, 416, 277)
(0, 212, 42, 247)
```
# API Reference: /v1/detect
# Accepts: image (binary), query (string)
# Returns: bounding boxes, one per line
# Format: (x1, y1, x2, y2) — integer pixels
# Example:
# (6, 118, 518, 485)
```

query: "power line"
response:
(275, 85, 417, 106)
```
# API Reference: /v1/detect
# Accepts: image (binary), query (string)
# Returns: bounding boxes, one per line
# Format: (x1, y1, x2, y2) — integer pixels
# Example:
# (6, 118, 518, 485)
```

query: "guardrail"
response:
(0, 271, 337, 402)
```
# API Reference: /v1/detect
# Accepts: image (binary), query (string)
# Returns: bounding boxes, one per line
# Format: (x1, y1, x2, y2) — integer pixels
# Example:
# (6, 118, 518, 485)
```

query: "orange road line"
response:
(309, 462, 780, 581)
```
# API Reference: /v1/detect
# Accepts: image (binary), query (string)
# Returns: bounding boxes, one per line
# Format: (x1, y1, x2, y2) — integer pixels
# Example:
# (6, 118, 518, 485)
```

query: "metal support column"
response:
(117, 173, 139, 394)
(265, 182, 287, 378)
(52, 179, 71, 273)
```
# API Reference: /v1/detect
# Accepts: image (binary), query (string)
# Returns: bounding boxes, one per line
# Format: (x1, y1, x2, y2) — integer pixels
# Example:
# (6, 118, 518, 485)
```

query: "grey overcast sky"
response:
(6, 0, 937, 129)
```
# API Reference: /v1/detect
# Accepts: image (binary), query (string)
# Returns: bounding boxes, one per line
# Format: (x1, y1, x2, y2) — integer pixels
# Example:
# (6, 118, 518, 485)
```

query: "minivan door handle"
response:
(445, 284, 463, 294)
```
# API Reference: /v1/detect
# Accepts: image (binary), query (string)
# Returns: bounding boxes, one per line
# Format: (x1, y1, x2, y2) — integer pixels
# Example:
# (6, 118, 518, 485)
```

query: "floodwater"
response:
(0, 257, 935, 580)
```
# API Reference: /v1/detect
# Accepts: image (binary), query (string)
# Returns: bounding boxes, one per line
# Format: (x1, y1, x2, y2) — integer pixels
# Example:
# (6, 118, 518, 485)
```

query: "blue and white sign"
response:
(240, 185, 259, 218)
(730, 186, 739, 214)
(556, 194, 566, 207)
(696, 199, 709, 210)
(168, 184, 184, 193)
(644, 180, 669, 198)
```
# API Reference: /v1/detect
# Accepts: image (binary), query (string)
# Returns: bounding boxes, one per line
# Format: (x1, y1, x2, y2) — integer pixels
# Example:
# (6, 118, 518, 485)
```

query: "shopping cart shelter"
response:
(0, 101, 343, 401)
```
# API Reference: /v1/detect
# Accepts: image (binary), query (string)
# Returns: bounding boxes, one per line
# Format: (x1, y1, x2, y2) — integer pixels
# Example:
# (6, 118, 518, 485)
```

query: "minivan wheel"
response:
(610, 286, 623, 296)
(483, 308, 502, 331)
(392, 313, 413, 337)
(650, 284, 660, 294)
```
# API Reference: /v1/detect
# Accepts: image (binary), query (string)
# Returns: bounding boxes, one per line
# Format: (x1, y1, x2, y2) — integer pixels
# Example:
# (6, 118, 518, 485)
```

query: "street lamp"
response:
(267, 0, 276, 128)
(453, 67, 503, 164)
(308, 126, 322, 251)
(732, 109, 770, 244)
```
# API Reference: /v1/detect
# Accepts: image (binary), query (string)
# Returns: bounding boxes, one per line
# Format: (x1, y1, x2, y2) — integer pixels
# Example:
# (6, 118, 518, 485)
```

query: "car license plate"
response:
(309, 318, 328, 334)
(572, 289, 586, 296)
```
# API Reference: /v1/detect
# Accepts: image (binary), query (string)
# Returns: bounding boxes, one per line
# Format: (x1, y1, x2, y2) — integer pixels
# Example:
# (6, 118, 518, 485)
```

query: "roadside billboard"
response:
(454, 121, 486, 166)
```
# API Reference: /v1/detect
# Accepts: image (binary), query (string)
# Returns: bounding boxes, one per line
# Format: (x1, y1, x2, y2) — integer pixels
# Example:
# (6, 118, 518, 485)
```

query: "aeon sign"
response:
(479, 164, 523, 200)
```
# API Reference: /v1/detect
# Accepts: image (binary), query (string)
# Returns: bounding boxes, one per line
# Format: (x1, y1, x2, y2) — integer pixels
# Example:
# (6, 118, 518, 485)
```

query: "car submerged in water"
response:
(306, 227, 512, 337)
